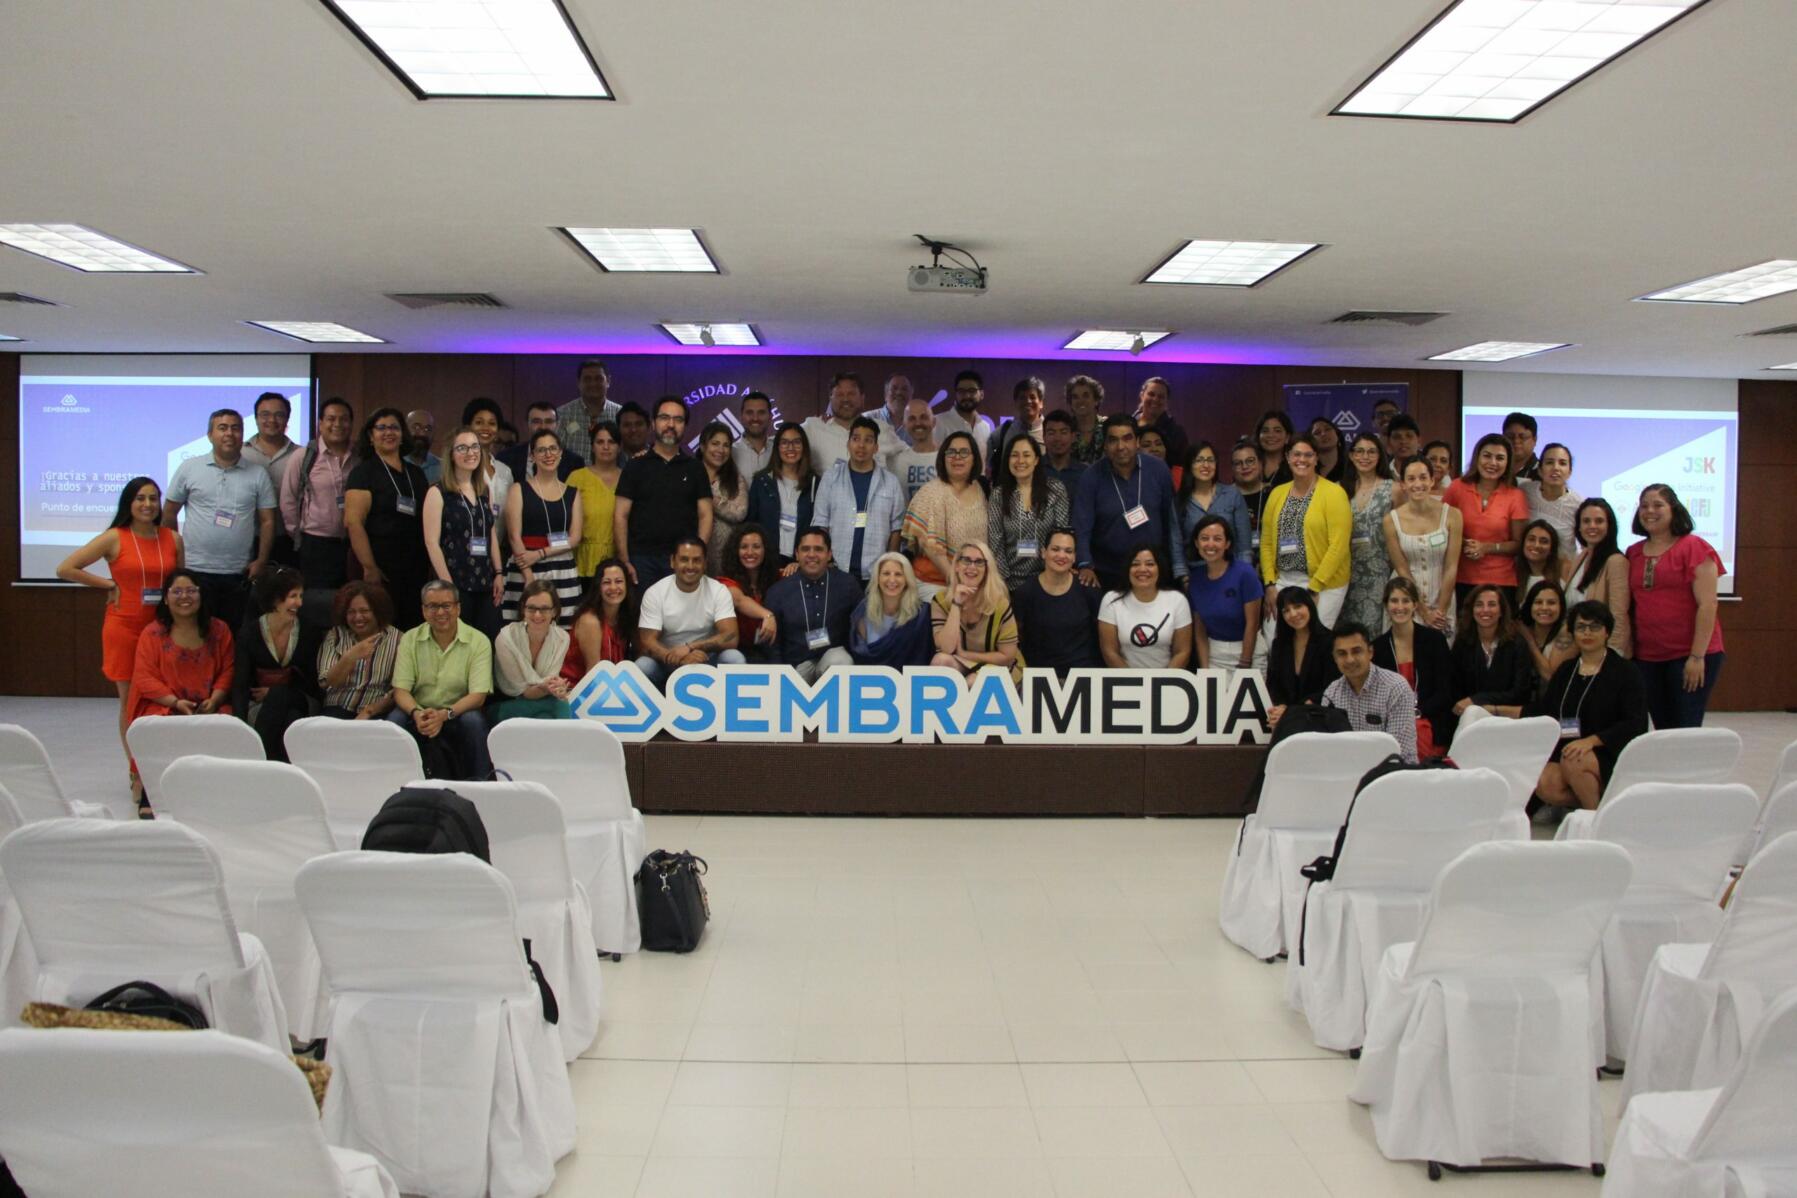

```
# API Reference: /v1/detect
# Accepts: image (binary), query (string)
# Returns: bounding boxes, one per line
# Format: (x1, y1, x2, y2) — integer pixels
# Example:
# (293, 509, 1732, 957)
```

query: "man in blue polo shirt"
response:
(163, 408, 276, 633)
(1071, 415, 1186, 593)
(763, 527, 858, 681)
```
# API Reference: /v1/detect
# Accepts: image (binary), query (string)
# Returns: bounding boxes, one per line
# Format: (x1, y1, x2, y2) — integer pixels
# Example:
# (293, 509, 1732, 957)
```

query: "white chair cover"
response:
(1766, 740, 1797, 805)
(1744, 781, 1797, 867)
(1292, 768, 1515, 1050)
(1218, 731, 1399, 960)
(1444, 715, 1558, 836)
(156, 756, 338, 1041)
(0, 787, 36, 1029)
(1604, 989, 1797, 1198)
(1623, 832, 1797, 1106)
(0, 1028, 398, 1198)
(0, 819, 289, 1053)
(1560, 727, 1745, 840)
(1349, 840, 1632, 1170)
(417, 779, 603, 1061)
(127, 714, 264, 802)
(284, 717, 424, 847)
(488, 719, 648, 955)
(1590, 783, 1761, 1062)
(0, 722, 121, 820)
(297, 851, 576, 1198)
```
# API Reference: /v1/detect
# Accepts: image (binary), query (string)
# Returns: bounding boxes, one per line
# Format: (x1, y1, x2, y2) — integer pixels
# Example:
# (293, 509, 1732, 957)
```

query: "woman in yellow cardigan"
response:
(1259, 434, 1354, 633)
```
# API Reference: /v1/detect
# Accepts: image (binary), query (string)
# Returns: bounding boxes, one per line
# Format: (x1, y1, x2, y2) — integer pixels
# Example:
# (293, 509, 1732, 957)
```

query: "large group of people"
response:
(57, 361, 1724, 806)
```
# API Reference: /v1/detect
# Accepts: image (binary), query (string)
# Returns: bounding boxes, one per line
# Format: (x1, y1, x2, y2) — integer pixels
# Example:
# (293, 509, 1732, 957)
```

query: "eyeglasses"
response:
(372, 423, 403, 434)
(422, 601, 458, 613)
(452, 443, 482, 455)
(955, 556, 986, 568)
(166, 587, 201, 599)
(943, 448, 973, 458)
(523, 603, 556, 615)
(1572, 622, 1607, 634)
(533, 445, 561, 457)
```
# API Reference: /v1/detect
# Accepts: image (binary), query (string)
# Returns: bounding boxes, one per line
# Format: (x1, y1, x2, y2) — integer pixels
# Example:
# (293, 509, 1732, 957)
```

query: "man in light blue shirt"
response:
(163, 408, 276, 632)
(812, 417, 904, 580)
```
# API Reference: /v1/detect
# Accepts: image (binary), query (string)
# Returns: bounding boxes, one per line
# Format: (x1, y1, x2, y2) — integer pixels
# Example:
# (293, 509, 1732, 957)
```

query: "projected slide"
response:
(17, 354, 311, 580)
(1461, 372, 1737, 593)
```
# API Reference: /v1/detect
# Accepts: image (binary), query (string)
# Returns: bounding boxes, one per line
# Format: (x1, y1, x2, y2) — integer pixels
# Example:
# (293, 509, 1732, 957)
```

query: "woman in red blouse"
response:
(1626, 484, 1724, 728)
(126, 568, 235, 812)
(1443, 433, 1528, 609)
(563, 558, 639, 688)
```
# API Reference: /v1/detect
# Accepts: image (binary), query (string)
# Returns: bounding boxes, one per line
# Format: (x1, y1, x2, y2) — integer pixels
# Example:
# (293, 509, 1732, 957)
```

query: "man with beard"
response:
(614, 397, 714, 588)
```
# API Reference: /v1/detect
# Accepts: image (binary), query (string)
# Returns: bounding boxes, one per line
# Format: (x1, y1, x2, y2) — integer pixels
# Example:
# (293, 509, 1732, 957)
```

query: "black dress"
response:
(230, 614, 321, 762)
(1524, 650, 1648, 784)
(439, 490, 501, 638)
(1445, 633, 1537, 746)
(1266, 627, 1339, 707)
(347, 457, 432, 628)
(1374, 624, 1455, 751)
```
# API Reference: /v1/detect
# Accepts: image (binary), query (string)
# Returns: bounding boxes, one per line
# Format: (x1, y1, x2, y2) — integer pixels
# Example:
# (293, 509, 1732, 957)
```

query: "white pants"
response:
(1263, 569, 1350, 643)
(1206, 639, 1246, 673)
(793, 648, 853, 682)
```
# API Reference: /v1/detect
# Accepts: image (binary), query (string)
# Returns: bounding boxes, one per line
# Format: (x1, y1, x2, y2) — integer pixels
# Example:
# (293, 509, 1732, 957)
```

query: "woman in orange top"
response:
(126, 568, 234, 813)
(57, 476, 184, 760)
(1442, 432, 1528, 611)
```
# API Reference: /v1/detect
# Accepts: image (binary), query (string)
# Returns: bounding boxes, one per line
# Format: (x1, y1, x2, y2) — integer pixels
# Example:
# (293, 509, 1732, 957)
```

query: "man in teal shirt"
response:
(386, 580, 493, 779)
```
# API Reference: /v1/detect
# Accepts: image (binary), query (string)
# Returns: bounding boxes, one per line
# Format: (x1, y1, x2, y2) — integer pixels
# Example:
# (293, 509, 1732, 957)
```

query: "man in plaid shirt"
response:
(1322, 622, 1418, 763)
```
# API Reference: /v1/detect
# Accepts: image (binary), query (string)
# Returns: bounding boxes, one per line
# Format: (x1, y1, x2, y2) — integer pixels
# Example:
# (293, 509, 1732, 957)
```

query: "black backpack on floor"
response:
(360, 787, 491, 861)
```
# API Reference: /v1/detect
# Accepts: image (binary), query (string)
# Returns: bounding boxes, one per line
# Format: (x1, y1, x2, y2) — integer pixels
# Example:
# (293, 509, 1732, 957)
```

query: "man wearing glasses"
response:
(614, 397, 715, 589)
(935, 369, 994, 462)
(387, 580, 493, 780)
(498, 402, 582, 481)
(1070, 415, 1186, 593)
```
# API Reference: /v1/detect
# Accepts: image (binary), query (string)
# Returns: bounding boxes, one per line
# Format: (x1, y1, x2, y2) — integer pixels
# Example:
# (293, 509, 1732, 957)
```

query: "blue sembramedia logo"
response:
(568, 663, 665, 737)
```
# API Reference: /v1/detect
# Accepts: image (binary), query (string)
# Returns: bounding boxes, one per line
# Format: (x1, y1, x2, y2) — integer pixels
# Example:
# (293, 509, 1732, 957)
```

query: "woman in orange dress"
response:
(57, 476, 184, 762)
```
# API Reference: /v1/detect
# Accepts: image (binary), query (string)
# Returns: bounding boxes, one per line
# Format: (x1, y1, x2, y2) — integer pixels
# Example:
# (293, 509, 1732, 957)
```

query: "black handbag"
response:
(636, 851, 710, 953)
(83, 981, 209, 1029)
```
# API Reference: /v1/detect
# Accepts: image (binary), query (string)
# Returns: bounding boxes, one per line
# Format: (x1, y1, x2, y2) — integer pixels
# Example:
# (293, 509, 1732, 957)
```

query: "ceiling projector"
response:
(908, 264, 988, 294)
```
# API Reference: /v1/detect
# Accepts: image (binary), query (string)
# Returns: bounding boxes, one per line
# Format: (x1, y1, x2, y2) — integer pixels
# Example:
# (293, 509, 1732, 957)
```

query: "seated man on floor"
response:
(386, 580, 494, 779)
(1322, 621, 1418, 764)
(634, 537, 746, 688)
(764, 526, 858, 682)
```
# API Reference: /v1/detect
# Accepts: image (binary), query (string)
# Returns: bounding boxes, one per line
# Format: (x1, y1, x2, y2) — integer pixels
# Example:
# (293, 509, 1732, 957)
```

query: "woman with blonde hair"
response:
(928, 540, 1023, 682)
(850, 552, 933, 666)
(423, 424, 504, 638)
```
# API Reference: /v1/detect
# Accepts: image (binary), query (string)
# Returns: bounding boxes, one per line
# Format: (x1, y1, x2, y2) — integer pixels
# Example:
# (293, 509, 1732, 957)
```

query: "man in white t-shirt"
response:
(633, 538, 746, 688)
(890, 397, 940, 503)
(802, 370, 905, 474)
(934, 369, 995, 464)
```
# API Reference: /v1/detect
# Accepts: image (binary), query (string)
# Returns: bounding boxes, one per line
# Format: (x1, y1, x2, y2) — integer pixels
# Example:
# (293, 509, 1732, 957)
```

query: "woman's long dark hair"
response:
(699, 420, 744, 501)
(109, 476, 162, 530)
(1454, 583, 1521, 650)
(757, 421, 816, 489)
(356, 407, 408, 461)
(1519, 519, 1564, 588)
(994, 433, 1047, 517)
(936, 431, 990, 495)
(572, 557, 640, 644)
(1573, 497, 1622, 592)
(1176, 440, 1219, 503)
(718, 522, 780, 599)
(1521, 578, 1568, 648)
(153, 568, 213, 632)
(1270, 585, 1325, 652)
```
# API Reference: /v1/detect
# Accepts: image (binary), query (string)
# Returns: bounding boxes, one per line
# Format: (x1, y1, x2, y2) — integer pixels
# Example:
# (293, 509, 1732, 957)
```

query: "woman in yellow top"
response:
(567, 420, 621, 589)
(1258, 434, 1354, 630)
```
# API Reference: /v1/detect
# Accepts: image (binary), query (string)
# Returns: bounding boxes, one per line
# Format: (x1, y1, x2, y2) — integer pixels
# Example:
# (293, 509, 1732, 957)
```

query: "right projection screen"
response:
(1461, 372, 1738, 594)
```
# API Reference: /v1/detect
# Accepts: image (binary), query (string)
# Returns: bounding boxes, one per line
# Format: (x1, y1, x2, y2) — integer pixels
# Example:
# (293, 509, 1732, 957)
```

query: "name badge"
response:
(853, 511, 869, 530)
(1559, 717, 1581, 739)
(1279, 539, 1301, 554)
(1016, 538, 1039, 559)
(1352, 535, 1371, 548)
(1250, 532, 1260, 549)
(547, 536, 570, 553)
(336, 494, 345, 509)
(140, 588, 164, 605)
(395, 497, 417, 518)
(469, 535, 488, 557)
(213, 511, 236, 528)
(1426, 531, 1448, 548)
(806, 626, 832, 651)
(779, 511, 799, 531)
(1123, 504, 1149, 530)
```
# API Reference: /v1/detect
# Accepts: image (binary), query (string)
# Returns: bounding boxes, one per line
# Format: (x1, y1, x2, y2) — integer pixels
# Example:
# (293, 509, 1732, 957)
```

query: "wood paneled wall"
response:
(3, 350, 1790, 709)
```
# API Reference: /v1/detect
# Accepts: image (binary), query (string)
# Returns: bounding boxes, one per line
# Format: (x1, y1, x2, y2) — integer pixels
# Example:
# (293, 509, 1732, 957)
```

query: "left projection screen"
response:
(17, 354, 312, 581)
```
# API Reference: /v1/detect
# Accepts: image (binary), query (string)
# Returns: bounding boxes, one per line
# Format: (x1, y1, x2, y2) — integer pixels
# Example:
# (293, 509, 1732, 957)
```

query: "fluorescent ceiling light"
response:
(1637, 260, 1797, 305)
(247, 320, 387, 344)
(0, 334, 22, 342)
(1428, 340, 1571, 362)
(1142, 240, 1321, 287)
(1769, 361, 1797, 372)
(1064, 330, 1173, 353)
(0, 223, 198, 273)
(660, 322, 760, 347)
(561, 227, 720, 273)
(1336, 0, 1709, 122)
(321, 0, 609, 98)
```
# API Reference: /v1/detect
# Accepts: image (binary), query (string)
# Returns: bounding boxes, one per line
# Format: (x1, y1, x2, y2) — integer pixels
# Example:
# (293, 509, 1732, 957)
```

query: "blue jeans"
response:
(635, 649, 746, 689)
(631, 553, 672, 591)
(1635, 652, 1725, 729)
(385, 706, 492, 780)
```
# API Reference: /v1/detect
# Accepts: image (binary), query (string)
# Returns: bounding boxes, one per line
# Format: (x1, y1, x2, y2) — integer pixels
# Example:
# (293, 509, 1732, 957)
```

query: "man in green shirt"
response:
(386, 580, 493, 779)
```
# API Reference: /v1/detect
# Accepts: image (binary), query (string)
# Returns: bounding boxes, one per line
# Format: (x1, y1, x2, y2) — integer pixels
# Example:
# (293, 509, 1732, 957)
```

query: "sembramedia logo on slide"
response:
(565, 662, 1272, 745)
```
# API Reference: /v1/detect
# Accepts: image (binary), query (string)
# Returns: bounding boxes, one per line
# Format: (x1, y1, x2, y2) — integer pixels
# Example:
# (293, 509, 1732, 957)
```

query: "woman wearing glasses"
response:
(904, 431, 990, 596)
(1523, 600, 1648, 810)
(1177, 441, 1251, 571)
(126, 569, 234, 811)
(502, 429, 583, 626)
(344, 407, 432, 628)
(423, 424, 504, 639)
(1627, 483, 1725, 728)
(745, 422, 819, 571)
(493, 580, 574, 722)
(929, 540, 1023, 682)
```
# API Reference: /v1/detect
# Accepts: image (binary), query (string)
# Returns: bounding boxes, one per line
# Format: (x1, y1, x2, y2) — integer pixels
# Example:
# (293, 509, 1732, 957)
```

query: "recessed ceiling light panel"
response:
(0, 334, 22, 342)
(1142, 240, 1321, 287)
(660, 322, 760, 346)
(1637, 259, 1797, 305)
(1064, 330, 1173, 352)
(1427, 340, 1571, 362)
(321, 0, 610, 98)
(1335, 0, 1709, 123)
(0, 223, 198, 273)
(1770, 361, 1797, 372)
(247, 320, 387, 344)
(561, 227, 720, 273)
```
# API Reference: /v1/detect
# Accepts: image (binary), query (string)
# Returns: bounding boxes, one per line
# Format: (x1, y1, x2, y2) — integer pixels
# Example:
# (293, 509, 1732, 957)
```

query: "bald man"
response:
(404, 409, 441, 484)
(868, 374, 918, 448)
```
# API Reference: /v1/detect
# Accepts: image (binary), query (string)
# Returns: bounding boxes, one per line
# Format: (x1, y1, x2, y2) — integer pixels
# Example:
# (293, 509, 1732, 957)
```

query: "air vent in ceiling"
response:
(1328, 310, 1448, 327)
(0, 292, 59, 306)
(385, 292, 506, 310)
(1743, 323, 1797, 337)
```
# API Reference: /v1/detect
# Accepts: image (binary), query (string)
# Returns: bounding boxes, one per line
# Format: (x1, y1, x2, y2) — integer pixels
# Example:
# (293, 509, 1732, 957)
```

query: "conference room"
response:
(2, 0, 1796, 1195)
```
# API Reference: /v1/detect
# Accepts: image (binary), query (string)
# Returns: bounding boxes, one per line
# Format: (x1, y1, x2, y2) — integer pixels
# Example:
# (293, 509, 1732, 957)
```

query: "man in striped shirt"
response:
(1323, 622, 1418, 763)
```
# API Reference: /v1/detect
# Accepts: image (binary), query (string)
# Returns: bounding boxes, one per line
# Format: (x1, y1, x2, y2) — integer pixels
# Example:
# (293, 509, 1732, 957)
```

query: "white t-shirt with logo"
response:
(638, 575, 737, 648)
(892, 448, 939, 503)
(1098, 589, 1193, 669)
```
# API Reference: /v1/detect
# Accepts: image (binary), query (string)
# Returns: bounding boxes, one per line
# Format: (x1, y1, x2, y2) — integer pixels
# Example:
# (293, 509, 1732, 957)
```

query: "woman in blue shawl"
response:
(850, 551, 934, 667)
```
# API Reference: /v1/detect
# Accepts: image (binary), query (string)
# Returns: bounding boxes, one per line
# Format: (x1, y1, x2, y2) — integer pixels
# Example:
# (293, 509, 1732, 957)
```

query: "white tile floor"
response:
(6, 698, 1794, 1197)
